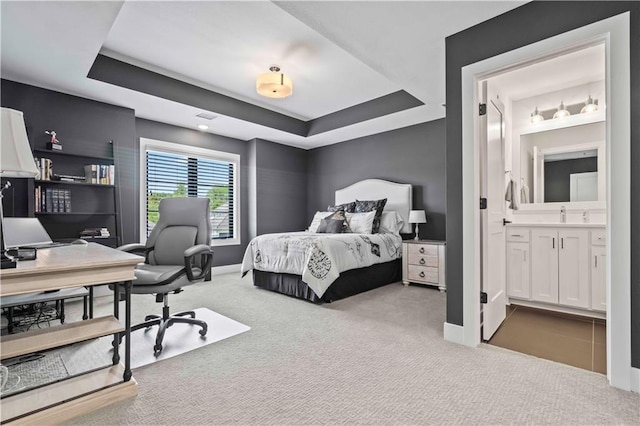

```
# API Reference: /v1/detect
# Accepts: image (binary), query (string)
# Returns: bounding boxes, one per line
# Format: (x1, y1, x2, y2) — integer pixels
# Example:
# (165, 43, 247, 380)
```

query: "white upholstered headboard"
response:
(335, 179, 413, 233)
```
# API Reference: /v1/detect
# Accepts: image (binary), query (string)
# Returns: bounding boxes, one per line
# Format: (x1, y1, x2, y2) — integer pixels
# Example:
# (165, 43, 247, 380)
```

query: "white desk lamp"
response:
(409, 210, 427, 241)
(1, 108, 39, 269)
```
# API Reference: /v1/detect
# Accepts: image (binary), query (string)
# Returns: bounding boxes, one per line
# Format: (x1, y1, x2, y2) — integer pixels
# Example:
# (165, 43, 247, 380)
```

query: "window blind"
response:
(145, 149, 235, 240)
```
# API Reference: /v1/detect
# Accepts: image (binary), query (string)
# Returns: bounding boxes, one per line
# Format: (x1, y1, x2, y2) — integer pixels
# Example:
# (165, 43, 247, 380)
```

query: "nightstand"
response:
(402, 240, 446, 291)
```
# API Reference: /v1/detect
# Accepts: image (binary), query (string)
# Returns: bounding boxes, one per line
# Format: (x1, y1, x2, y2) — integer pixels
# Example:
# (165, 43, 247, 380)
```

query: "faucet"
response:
(560, 205, 566, 223)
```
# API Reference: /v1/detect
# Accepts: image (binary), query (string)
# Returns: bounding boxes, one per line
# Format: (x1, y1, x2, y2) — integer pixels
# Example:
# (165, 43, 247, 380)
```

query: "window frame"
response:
(139, 138, 241, 247)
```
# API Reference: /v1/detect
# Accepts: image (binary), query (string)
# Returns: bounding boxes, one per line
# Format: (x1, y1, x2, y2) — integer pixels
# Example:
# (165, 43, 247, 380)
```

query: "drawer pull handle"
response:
(419, 258, 426, 265)
(512, 234, 522, 237)
(419, 271, 425, 278)
(419, 247, 425, 254)
(595, 256, 598, 268)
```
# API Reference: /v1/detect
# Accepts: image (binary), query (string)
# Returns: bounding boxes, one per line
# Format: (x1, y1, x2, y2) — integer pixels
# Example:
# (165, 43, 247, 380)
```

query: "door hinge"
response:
(479, 103, 487, 116)
(480, 292, 488, 304)
(480, 197, 487, 210)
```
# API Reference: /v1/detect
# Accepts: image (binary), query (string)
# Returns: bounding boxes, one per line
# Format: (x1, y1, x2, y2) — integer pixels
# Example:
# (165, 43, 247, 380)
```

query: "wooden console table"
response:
(0, 243, 143, 424)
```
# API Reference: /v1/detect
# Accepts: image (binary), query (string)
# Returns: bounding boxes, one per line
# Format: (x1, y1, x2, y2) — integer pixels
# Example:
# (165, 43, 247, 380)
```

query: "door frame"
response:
(456, 13, 632, 390)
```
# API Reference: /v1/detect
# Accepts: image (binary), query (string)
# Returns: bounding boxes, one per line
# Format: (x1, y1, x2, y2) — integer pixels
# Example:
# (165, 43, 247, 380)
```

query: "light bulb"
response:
(581, 95, 598, 114)
(553, 101, 570, 119)
(530, 107, 544, 123)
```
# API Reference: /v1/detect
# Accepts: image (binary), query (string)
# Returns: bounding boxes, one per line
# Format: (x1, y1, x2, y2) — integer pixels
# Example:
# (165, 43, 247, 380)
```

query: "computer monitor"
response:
(3, 217, 54, 248)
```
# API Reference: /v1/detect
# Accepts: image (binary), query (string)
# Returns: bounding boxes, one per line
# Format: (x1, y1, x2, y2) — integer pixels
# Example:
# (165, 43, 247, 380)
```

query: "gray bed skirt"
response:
(252, 259, 401, 303)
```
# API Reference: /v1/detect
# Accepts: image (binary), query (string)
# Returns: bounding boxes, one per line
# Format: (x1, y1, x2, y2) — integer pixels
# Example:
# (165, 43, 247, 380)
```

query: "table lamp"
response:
(409, 210, 427, 241)
(1, 108, 39, 269)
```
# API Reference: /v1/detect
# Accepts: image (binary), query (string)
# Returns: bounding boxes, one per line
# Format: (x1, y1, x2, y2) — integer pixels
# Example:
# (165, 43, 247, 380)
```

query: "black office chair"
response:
(118, 197, 214, 354)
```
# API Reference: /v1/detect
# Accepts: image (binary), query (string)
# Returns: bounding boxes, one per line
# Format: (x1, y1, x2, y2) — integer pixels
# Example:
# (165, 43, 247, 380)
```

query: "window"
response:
(140, 138, 240, 245)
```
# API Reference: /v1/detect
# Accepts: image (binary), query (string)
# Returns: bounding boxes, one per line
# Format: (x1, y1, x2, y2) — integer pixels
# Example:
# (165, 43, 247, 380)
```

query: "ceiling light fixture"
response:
(530, 107, 544, 123)
(256, 65, 292, 99)
(553, 101, 570, 119)
(197, 124, 209, 131)
(581, 95, 598, 114)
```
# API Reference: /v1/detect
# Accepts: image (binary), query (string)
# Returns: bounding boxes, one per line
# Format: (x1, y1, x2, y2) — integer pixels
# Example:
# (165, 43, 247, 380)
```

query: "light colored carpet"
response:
(64, 273, 639, 425)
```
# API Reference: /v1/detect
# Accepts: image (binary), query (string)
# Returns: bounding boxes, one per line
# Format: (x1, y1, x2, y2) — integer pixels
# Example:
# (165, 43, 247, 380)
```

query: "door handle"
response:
(552, 237, 555, 249)
(561, 238, 564, 249)
(503, 218, 512, 226)
(595, 256, 598, 268)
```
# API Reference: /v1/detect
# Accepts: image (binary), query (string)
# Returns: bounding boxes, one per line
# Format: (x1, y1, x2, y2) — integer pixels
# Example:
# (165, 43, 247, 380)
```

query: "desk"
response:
(0, 243, 143, 424)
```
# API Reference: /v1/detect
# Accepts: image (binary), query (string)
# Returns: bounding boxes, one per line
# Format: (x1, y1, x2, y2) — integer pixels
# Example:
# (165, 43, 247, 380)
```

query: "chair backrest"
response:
(146, 198, 211, 266)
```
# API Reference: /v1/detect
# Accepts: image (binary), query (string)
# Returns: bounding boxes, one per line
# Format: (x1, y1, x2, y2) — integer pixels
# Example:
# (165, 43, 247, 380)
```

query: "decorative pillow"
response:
(378, 211, 404, 234)
(345, 211, 377, 234)
(328, 201, 356, 213)
(307, 211, 334, 233)
(317, 218, 344, 234)
(355, 198, 387, 233)
(317, 210, 346, 234)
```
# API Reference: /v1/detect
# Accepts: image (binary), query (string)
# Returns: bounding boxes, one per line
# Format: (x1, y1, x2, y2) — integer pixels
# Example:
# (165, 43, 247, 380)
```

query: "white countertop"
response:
(507, 222, 605, 228)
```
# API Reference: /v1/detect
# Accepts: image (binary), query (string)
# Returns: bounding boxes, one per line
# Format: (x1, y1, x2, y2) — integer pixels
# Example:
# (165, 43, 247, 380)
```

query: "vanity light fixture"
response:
(552, 101, 571, 119)
(530, 107, 544, 123)
(581, 95, 598, 114)
(256, 65, 293, 99)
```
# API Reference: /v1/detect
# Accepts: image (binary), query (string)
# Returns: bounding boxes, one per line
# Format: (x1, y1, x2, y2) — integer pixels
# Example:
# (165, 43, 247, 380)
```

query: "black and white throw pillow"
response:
(327, 201, 356, 213)
(317, 210, 347, 234)
(355, 198, 387, 233)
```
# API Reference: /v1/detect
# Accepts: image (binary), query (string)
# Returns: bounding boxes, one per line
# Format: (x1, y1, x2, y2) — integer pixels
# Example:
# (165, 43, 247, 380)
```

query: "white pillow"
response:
(308, 211, 333, 233)
(345, 210, 377, 234)
(378, 211, 404, 234)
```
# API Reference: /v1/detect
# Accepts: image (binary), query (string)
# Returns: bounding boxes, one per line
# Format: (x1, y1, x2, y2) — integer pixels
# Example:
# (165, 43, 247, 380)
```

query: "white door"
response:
(591, 246, 607, 311)
(531, 229, 559, 304)
(558, 229, 590, 308)
(506, 242, 530, 299)
(481, 84, 507, 341)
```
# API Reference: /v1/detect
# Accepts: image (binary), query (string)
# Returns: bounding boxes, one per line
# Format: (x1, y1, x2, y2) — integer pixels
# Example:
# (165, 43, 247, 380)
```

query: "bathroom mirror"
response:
(517, 121, 606, 206)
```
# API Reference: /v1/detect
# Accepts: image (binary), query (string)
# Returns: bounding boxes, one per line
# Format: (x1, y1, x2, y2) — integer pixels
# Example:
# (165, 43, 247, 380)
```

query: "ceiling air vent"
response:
(195, 112, 217, 120)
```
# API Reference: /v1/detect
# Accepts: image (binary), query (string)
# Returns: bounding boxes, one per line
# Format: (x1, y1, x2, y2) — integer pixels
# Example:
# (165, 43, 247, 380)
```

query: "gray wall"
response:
(135, 118, 250, 266)
(445, 1, 640, 367)
(249, 138, 308, 235)
(1, 79, 137, 244)
(544, 157, 597, 202)
(307, 120, 446, 241)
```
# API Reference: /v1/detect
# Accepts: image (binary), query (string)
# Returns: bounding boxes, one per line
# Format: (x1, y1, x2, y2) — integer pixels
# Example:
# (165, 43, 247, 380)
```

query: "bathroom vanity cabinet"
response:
(506, 224, 605, 317)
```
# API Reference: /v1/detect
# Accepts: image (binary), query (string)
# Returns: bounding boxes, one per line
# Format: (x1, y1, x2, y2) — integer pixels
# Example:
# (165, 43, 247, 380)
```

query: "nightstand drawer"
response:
(407, 265, 439, 283)
(407, 243, 438, 259)
(407, 250, 438, 267)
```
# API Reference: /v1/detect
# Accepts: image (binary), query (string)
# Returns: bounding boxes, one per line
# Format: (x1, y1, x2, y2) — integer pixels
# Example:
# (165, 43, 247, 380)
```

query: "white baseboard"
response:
(210, 263, 241, 276)
(443, 322, 465, 345)
(631, 367, 640, 393)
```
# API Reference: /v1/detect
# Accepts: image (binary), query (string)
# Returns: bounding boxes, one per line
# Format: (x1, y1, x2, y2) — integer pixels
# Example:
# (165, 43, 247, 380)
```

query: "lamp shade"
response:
(409, 210, 427, 224)
(256, 66, 293, 99)
(1, 108, 38, 178)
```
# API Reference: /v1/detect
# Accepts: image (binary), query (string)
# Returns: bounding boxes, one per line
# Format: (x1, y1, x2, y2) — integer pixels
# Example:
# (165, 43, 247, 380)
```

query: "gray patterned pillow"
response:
(328, 202, 356, 213)
(317, 210, 347, 234)
(355, 198, 387, 233)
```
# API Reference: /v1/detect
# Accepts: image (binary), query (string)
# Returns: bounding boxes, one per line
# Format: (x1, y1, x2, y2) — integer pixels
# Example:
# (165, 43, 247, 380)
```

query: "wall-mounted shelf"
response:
(35, 179, 115, 188)
(35, 212, 117, 216)
(33, 148, 114, 161)
(519, 109, 605, 136)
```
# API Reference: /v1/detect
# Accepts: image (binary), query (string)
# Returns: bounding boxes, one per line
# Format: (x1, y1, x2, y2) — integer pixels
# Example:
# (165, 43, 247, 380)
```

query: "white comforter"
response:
(241, 232, 403, 298)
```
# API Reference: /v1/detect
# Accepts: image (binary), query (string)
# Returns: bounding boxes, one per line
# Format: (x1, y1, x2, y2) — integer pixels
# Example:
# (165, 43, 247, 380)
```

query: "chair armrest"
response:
(184, 244, 214, 281)
(117, 243, 150, 263)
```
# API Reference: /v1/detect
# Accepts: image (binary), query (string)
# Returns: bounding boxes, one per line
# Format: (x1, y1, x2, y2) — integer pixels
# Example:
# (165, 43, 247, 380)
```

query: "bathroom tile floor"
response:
(488, 304, 606, 374)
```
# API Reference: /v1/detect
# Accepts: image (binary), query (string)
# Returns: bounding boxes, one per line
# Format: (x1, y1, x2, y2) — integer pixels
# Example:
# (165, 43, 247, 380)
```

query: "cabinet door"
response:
(558, 229, 590, 309)
(531, 229, 558, 304)
(591, 246, 607, 312)
(507, 242, 530, 299)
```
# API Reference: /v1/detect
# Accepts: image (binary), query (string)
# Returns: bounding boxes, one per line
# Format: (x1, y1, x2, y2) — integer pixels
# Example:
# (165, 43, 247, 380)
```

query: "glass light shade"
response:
(553, 101, 570, 119)
(530, 107, 544, 123)
(0, 108, 39, 177)
(409, 210, 427, 224)
(581, 96, 598, 114)
(256, 69, 293, 99)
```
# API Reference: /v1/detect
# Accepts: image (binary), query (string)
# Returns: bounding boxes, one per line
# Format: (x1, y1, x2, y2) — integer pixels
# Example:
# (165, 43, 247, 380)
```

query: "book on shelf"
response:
(84, 164, 115, 185)
(80, 227, 111, 238)
(33, 157, 53, 180)
(35, 187, 71, 212)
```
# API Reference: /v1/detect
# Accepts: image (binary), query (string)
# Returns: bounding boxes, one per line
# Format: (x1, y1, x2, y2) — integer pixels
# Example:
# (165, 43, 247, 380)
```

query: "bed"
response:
(241, 179, 413, 303)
